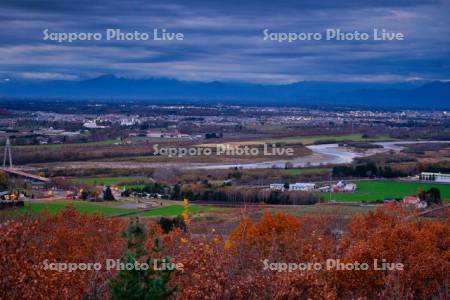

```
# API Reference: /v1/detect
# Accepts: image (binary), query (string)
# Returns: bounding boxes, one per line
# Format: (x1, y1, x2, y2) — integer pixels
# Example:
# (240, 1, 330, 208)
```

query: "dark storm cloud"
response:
(0, 0, 449, 82)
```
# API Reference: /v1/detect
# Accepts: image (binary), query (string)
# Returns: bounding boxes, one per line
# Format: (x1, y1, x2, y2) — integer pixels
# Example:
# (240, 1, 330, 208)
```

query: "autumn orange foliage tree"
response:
(0, 204, 449, 299)
(166, 207, 449, 299)
(0, 207, 125, 299)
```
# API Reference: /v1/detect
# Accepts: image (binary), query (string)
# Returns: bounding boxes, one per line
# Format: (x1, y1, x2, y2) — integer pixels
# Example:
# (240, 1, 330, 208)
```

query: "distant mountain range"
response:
(1, 75, 449, 109)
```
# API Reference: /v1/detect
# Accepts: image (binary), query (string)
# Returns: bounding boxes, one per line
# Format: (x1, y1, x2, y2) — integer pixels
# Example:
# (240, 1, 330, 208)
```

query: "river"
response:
(185, 140, 449, 170)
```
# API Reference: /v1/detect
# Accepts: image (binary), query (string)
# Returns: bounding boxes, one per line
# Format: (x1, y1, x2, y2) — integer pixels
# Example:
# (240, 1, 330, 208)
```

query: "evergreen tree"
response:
(172, 184, 181, 199)
(103, 186, 115, 201)
(109, 219, 175, 300)
(80, 189, 89, 200)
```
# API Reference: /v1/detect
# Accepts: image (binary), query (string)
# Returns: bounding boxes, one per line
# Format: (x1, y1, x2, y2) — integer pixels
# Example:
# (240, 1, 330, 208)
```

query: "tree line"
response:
(172, 183, 322, 205)
(332, 161, 409, 178)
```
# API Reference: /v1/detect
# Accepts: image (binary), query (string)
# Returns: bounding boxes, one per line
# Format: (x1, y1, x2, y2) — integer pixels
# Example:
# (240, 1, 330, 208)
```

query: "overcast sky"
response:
(0, 0, 449, 83)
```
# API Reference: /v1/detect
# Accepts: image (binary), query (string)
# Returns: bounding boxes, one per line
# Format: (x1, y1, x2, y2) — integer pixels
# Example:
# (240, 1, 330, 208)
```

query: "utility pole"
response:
(3, 137, 12, 168)
(329, 171, 332, 202)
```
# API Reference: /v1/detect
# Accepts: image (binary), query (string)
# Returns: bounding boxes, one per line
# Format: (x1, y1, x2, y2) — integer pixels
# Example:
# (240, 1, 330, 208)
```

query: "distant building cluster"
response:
(420, 172, 450, 183)
(269, 180, 356, 193)
(269, 183, 285, 191)
(146, 129, 194, 139)
(289, 182, 316, 191)
(83, 120, 108, 129)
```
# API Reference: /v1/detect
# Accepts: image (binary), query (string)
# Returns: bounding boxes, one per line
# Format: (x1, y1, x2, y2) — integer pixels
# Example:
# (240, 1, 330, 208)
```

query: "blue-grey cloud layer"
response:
(0, 0, 449, 83)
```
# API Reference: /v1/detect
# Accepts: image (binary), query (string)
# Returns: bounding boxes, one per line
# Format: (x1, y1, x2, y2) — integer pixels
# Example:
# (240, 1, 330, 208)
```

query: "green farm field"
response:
(77, 176, 146, 186)
(321, 180, 450, 202)
(142, 204, 229, 216)
(7, 200, 228, 217)
(12, 200, 136, 216)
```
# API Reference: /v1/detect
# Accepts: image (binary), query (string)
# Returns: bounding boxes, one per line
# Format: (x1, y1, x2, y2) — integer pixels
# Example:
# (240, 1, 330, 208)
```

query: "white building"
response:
(343, 183, 357, 192)
(146, 130, 164, 138)
(120, 117, 138, 126)
(332, 181, 357, 192)
(269, 183, 285, 191)
(318, 186, 331, 192)
(420, 172, 450, 183)
(289, 183, 316, 192)
(146, 129, 189, 139)
(83, 120, 107, 129)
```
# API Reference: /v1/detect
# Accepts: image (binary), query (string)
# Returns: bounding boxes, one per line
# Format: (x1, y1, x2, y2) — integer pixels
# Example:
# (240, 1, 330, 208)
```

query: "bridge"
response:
(0, 137, 50, 183)
(0, 167, 51, 183)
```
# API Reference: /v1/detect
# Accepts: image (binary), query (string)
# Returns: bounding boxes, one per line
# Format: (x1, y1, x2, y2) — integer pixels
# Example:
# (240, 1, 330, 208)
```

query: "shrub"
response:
(158, 216, 187, 233)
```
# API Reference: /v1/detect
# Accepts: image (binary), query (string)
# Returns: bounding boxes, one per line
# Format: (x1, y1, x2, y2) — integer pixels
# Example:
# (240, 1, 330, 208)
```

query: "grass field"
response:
(13, 200, 137, 216)
(142, 204, 228, 216)
(77, 176, 146, 186)
(321, 180, 450, 202)
(198, 134, 391, 147)
(7, 200, 228, 218)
